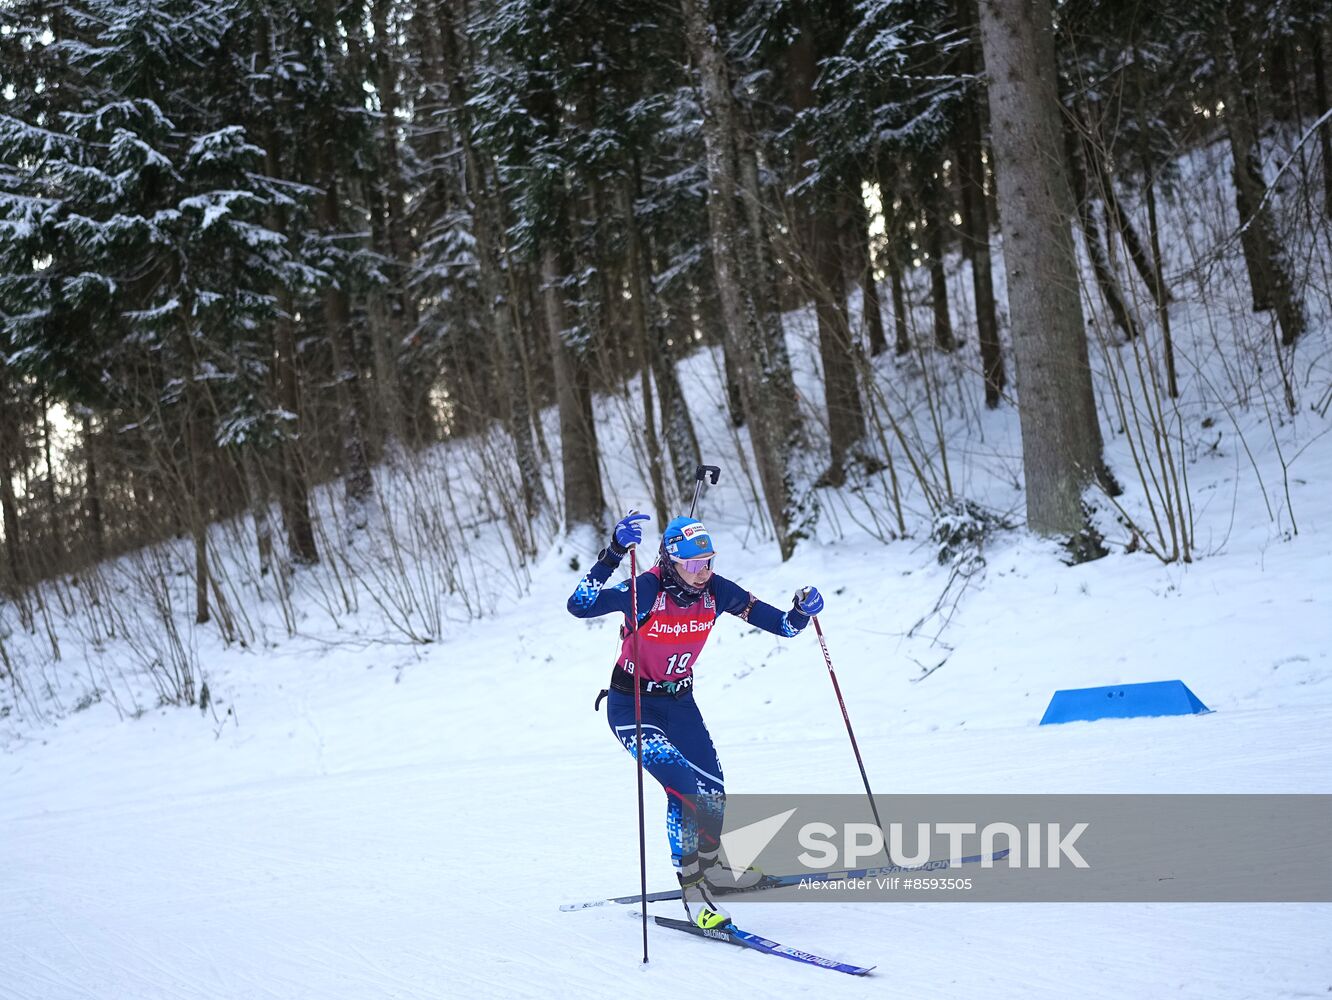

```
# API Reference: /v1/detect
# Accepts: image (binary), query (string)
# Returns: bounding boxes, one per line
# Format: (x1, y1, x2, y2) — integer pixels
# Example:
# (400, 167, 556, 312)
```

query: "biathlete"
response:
(567, 511, 824, 928)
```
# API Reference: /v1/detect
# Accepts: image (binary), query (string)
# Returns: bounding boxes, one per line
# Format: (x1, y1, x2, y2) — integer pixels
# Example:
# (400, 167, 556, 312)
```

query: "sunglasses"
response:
(673, 556, 714, 574)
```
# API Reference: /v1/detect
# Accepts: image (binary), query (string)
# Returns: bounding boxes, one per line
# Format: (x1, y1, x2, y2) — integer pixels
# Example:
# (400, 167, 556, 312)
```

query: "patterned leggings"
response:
(606, 689, 725, 866)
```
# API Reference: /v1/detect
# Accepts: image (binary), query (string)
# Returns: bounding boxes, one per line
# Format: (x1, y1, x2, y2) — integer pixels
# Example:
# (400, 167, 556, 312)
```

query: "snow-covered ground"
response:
(5, 515, 1329, 999)
(4, 139, 1332, 997)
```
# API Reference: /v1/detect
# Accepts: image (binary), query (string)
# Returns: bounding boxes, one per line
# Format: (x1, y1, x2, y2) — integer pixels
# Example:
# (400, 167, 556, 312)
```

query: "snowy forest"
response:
(3, 0, 1331, 713)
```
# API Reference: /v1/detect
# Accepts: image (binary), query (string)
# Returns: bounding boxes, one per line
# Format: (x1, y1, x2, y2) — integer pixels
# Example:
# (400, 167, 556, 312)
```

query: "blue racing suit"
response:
(568, 546, 810, 864)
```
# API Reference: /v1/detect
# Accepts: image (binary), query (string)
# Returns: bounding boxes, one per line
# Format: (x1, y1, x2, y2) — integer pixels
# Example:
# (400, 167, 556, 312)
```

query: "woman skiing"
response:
(567, 511, 824, 928)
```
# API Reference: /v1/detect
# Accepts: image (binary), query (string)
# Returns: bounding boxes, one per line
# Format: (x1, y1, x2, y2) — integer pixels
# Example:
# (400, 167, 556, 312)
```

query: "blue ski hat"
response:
(661, 516, 716, 560)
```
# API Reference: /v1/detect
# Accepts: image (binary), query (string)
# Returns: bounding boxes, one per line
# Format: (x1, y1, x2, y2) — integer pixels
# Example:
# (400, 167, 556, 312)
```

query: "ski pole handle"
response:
(613, 510, 650, 553)
(688, 464, 721, 517)
(793, 586, 825, 617)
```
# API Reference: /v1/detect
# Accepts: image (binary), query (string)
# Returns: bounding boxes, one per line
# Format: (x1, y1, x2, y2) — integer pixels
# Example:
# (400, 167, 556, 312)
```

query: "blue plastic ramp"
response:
(1039, 680, 1210, 725)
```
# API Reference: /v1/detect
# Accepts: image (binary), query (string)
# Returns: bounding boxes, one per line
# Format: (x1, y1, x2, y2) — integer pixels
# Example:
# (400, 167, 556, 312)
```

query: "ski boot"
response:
(699, 849, 764, 891)
(678, 858, 731, 929)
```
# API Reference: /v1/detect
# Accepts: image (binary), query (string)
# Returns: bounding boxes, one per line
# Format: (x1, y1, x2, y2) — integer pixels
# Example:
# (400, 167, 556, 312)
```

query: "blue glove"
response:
(611, 511, 651, 555)
(794, 586, 824, 616)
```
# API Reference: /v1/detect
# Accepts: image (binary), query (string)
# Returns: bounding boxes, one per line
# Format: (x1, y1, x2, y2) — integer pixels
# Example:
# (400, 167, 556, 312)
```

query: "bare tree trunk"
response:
(619, 177, 668, 526)
(1314, 32, 1332, 218)
(813, 206, 865, 483)
(978, 0, 1112, 545)
(469, 160, 544, 524)
(1232, 144, 1272, 311)
(0, 377, 23, 592)
(319, 174, 375, 525)
(1218, 9, 1306, 346)
(41, 394, 61, 558)
(786, 8, 866, 481)
(541, 245, 605, 529)
(1067, 122, 1142, 341)
(562, 194, 615, 531)
(367, 299, 404, 454)
(504, 257, 551, 497)
(257, 17, 320, 565)
(881, 194, 912, 356)
(635, 170, 701, 504)
(439, 7, 545, 524)
(1074, 97, 1171, 311)
(519, 266, 556, 470)
(188, 402, 210, 626)
(857, 199, 889, 356)
(954, 0, 1005, 405)
(734, 130, 796, 408)
(369, 0, 410, 448)
(82, 415, 105, 561)
(697, 262, 746, 428)
(787, 13, 869, 482)
(889, 258, 910, 356)
(273, 317, 319, 564)
(720, 340, 746, 428)
(1098, 160, 1170, 309)
(241, 447, 274, 578)
(324, 295, 374, 525)
(681, 0, 806, 558)
(1145, 174, 1177, 396)
(654, 282, 704, 502)
(922, 169, 956, 352)
(692, 250, 745, 431)
(578, 173, 618, 397)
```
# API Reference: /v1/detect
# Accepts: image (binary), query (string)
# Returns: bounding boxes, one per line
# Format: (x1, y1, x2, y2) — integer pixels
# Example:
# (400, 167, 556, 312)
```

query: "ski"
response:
(645, 914, 875, 976)
(561, 887, 687, 911)
(559, 847, 1008, 911)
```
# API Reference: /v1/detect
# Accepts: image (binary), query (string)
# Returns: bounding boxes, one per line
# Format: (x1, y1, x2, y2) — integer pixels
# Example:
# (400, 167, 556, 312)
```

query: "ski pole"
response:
(628, 544, 648, 963)
(688, 464, 720, 517)
(810, 611, 887, 839)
